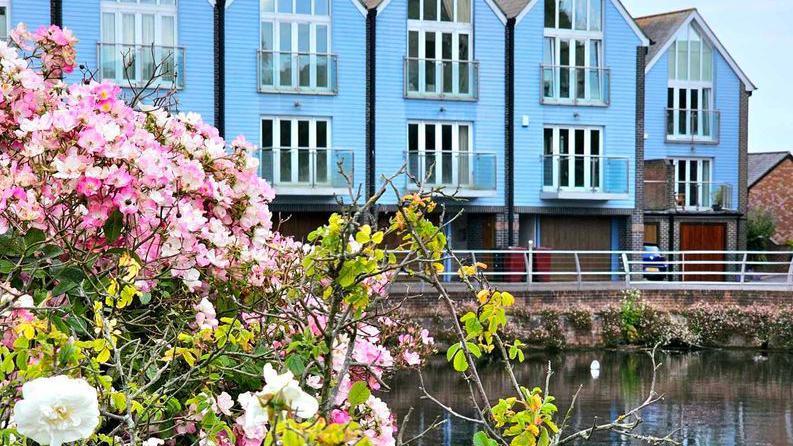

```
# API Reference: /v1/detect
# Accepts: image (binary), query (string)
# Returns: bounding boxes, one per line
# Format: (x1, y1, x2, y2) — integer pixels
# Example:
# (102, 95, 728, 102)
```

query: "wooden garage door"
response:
(274, 212, 331, 242)
(540, 217, 612, 280)
(680, 223, 726, 282)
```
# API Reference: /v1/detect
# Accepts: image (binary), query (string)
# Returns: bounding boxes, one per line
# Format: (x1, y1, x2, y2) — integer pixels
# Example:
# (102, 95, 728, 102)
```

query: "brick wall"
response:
(749, 157, 793, 244)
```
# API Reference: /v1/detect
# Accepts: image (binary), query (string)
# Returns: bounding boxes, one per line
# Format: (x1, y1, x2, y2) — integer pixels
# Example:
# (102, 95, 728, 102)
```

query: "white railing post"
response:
(527, 241, 534, 284)
(621, 252, 631, 285)
(574, 252, 582, 287)
(739, 252, 748, 284)
(787, 254, 793, 288)
(681, 252, 686, 282)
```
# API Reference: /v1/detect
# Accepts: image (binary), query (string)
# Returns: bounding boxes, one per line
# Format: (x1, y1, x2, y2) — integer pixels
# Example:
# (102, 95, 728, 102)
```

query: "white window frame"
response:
(261, 116, 332, 186)
(0, 1, 11, 41)
(673, 158, 712, 209)
(100, 0, 178, 86)
(407, 121, 474, 187)
(666, 23, 717, 142)
(543, 0, 605, 104)
(406, 0, 474, 98)
(543, 126, 603, 191)
(260, 0, 332, 92)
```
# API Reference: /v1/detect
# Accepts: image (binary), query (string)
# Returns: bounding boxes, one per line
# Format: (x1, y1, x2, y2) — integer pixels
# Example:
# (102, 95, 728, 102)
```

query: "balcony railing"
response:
(406, 151, 496, 196)
(261, 148, 352, 194)
(541, 65, 610, 105)
(665, 108, 720, 143)
(644, 180, 734, 211)
(97, 43, 184, 89)
(258, 50, 337, 95)
(404, 57, 479, 100)
(541, 154, 629, 200)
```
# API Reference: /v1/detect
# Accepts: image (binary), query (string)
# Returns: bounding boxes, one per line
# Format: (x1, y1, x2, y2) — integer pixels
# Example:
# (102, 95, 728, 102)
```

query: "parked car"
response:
(642, 245, 669, 280)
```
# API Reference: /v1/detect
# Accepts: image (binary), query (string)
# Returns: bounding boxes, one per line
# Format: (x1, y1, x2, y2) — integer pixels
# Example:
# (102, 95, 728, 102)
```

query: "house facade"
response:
(13, 1, 753, 254)
(748, 151, 793, 246)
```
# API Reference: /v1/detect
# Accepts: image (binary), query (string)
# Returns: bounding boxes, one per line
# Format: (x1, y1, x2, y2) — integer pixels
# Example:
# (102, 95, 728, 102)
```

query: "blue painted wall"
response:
(513, 0, 641, 209)
(224, 0, 367, 205)
(11, 0, 50, 29)
(62, 0, 214, 123)
(644, 44, 741, 209)
(374, 0, 506, 207)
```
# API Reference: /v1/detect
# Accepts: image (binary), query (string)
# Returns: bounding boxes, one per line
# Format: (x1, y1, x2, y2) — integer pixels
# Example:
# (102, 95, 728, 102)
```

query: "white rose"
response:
(12, 375, 100, 446)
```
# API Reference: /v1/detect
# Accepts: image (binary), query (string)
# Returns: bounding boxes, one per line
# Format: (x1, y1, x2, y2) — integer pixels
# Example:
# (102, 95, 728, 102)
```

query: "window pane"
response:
(424, 0, 437, 21)
(574, 129, 584, 187)
(425, 124, 436, 183)
(668, 42, 676, 79)
(102, 12, 115, 42)
(559, 129, 569, 187)
(262, 120, 273, 147)
(575, 40, 585, 99)
(425, 32, 436, 92)
(560, 40, 569, 98)
(314, 0, 329, 15)
(543, 128, 553, 186)
(457, 0, 471, 23)
(676, 40, 688, 80)
(316, 25, 328, 53)
(316, 121, 328, 147)
(589, 40, 601, 100)
(574, 0, 587, 31)
(298, 24, 310, 87)
(441, 0, 453, 21)
(122, 14, 135, 44)
(544, 0, 556, 28)
(261, 22, 273, 50)
(262, 0, 275, 12)
(589, 0, 601, 31)
(280, 23, 293, 86)
(298, 120, 310, 147)
(702, 43, 713, 81)
(161, 16, 175, 46)
(408, 124, 419, 151)
(296, 0, 311, 14)
(458, 34, 469, 60)
(280, 120, 292, 147)
(442, 33, 452, 93)
(408, 0, 420, 19)
(690, 40, 701, 81)
(559, 0, 572, 29)
(278, 0, 292, 13)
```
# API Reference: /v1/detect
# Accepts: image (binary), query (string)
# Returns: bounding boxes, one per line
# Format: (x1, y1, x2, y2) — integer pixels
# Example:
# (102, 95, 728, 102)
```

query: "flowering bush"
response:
(0, 24, 436, 446)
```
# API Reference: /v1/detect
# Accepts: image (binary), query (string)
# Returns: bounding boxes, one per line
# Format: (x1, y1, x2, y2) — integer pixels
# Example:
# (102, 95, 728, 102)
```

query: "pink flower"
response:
(76, 176, 102, 197)
(402, 350, 421, 366)
(329, 409, 351, 425)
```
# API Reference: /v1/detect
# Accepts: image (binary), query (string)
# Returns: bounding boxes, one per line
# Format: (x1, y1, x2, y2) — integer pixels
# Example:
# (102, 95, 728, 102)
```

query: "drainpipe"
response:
(214, 0, 226, 138)
(365, 8, 377, 200)
(505, 17, 515, 246)
(50, 0, 62, 27)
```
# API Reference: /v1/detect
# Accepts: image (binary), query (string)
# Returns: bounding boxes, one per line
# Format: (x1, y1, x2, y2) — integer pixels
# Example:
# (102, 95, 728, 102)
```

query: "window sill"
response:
(665, 137, 720, 145)
(406, 184, 496, 198)
(404, 93, 478, 102)
(273, 186, 349, 196)
(258, 87, 338, 96)
(540, 188, 629, 201)
(540, 98, 609, 107)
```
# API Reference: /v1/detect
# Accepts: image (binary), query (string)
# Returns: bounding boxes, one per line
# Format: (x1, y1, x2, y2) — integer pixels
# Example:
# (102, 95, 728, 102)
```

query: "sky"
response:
(621, 0, 792, 153)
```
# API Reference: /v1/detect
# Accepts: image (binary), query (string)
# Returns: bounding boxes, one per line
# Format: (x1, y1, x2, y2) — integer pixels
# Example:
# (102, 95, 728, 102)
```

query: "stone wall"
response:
(749, 157, 793, 244)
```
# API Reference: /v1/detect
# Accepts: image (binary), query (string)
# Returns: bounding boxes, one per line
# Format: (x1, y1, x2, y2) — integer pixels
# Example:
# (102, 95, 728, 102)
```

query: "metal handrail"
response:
(541, 154, 630, 194)
(390, 249, 793, 288)
(665, 107, 721, 143)
(405, 151, 497, 191)
(403, 56, 479, 100)
(257, 50, 338, 95)
(261, 147, 353, 189)
(540, 64, 611, 105)
(96, 42, 185, 89)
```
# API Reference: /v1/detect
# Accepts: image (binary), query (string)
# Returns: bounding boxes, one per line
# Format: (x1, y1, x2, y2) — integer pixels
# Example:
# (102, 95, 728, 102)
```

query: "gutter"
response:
(51, 0, 62, 27)
(505, 17, 515, 246)
(365, 8, 377, 200)
(214, 1, 225, 138)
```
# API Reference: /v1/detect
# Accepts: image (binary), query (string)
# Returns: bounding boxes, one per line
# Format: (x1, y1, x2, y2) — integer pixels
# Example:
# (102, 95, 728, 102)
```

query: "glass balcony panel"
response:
(262, 148, 353, 191)
(541, 65, 611, 105)
(405, 152, 496, 192)
(404, 58, 478, 100)
(665, 109, 720, 143)
(258, 51, 338, 94)
(541, 155, 629, 198)
(97, 43, 184, 89)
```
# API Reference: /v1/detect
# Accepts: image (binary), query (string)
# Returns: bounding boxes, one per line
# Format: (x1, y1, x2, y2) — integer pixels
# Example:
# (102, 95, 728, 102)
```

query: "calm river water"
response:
(384, 350, 793, 445)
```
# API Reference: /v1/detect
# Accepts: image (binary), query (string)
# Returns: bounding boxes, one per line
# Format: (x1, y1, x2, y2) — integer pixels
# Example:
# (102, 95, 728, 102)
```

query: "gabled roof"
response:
(636, 8, 756, 92)
(362, 0, 505, 20)
(749, 151, 793, 188)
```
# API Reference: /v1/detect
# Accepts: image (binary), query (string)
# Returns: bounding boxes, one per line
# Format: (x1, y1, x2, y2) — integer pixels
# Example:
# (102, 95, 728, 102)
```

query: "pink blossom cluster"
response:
(10, 23, 77, 77)
(0, 31, 300, 293)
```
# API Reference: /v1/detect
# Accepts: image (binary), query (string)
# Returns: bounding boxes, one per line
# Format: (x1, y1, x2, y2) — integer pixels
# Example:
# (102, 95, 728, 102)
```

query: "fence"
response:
(394, 249, 793, 289)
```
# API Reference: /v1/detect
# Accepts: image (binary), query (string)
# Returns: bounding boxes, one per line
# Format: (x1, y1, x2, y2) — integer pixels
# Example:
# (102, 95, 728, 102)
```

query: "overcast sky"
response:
(621, 0, 791, 153)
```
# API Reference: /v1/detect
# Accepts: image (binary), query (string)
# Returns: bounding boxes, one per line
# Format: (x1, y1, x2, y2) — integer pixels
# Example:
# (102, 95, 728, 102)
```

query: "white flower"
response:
(12, 375, 100, 446)
(259, 364, 319, 419)
(143, 438, 165, 446)
(237, 391, 269, 439)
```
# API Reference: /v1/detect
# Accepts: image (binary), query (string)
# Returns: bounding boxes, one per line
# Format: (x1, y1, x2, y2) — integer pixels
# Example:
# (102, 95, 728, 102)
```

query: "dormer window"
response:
(405, 0, 477, 100)
(542, 0, 608, 105)
(666, 23, 718, 143)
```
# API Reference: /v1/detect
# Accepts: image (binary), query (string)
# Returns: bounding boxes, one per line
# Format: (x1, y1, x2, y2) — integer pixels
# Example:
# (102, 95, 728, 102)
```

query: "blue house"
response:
(636, 9, 755, 255)
(2, 1, 50, 38)
(224, 0, 368, 235)
(372, 0, 506, 250)
(508, 0, 648, 255)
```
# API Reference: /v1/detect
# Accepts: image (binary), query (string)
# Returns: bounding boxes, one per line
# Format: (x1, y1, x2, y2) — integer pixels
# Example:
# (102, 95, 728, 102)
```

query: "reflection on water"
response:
(384, 350, 793, 445)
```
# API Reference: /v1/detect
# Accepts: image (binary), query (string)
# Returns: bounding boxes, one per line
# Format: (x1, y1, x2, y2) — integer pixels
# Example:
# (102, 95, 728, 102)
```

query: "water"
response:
(384, 350, 793, 445)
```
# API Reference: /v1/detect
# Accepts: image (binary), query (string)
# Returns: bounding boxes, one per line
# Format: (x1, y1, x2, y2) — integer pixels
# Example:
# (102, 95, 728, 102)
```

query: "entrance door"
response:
(680, 222, 726, 282)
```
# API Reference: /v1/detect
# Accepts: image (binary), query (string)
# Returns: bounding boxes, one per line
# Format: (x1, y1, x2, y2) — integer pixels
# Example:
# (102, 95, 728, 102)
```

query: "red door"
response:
(680, 223, 726, 282)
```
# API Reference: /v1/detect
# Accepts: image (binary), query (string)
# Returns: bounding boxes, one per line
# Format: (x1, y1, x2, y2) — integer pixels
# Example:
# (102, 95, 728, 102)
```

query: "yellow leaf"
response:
(18, 323, 35, 340)
(96, 347, 111, 364)
(106, 279, 119, 297)
(501, 292, 515, 307)
(477, 290, 490, 304)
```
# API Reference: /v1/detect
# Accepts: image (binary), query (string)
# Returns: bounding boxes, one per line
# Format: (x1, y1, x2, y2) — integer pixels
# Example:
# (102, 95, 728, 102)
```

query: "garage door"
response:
(275, 212, 331, 242)
(680, 222, 726, 282)
(540, 216, 613, 280)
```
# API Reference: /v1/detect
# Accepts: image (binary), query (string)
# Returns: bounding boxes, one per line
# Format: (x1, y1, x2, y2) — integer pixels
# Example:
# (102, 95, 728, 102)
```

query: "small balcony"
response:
(261, 148, 353, 195)
(541, 65, 610, 106)
(406, 151, 496, 197)
(665, 108, 720, 144)
(404, 57, 479, 101)
(258, 50, 338, 95)
(97, 43, 184, 89)
(540, 154, 629, 200)
(644, 180, 733, 211)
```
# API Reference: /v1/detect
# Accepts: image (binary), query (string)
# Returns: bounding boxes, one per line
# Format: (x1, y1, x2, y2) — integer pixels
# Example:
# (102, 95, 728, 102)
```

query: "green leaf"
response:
(453, 351, 469, 372)
(446, 342, 462, 362)
(473, 431, 496, 446)
(103, 210, 124, 243)
(24, 228, 46, 249)
(465, 342, 482, 358)
(285, 354, 306, 376)
(51, 279, 78, 297)
(538, 426, 550, 446)
(348, 380, 371, 406)
(58, 343, 78, 365)
(0, 260, 14, 274)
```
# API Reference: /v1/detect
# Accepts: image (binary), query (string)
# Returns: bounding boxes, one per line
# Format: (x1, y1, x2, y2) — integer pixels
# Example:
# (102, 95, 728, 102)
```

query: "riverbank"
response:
(397, 290, 793, 349)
